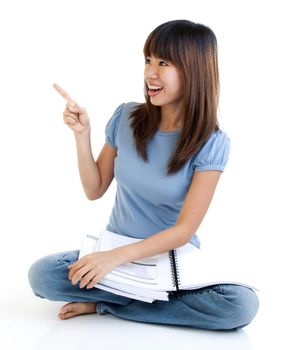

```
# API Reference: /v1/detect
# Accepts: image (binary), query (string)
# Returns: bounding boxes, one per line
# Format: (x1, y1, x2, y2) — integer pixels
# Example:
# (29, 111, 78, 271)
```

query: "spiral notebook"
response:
(78, 230, 258, 302)
(79, 230, 198, 291)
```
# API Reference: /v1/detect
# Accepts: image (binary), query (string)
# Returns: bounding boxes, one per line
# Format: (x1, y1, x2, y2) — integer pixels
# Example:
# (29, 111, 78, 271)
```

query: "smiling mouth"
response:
(147, 88, 163, 97)
(147, 84, 163, 90)
(146, 85, 164, 95)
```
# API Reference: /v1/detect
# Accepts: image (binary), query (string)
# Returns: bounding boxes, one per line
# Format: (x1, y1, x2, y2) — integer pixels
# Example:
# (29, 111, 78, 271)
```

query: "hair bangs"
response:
(143, 28, 176, 63)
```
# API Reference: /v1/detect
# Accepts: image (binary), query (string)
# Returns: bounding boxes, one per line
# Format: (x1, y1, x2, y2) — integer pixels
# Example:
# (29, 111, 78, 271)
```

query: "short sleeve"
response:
(105, 103, 124, 149)
(192, 130, 231, 172)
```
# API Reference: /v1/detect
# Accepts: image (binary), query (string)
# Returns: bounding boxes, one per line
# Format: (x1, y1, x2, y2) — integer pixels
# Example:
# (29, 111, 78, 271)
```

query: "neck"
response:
(159, 104, 183, 131)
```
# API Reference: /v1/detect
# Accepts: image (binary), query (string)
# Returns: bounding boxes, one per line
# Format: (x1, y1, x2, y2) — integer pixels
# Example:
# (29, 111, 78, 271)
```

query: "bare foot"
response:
(58, 302, 97, 320)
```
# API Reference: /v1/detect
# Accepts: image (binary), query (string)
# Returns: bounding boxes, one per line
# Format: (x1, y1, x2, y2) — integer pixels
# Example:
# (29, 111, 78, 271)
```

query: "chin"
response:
(147, 96, 165, 106)
(149, 100, 163, 106)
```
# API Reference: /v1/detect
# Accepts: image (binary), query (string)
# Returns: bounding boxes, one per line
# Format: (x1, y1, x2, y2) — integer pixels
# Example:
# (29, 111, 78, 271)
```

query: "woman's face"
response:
(144, 55, 184, 108)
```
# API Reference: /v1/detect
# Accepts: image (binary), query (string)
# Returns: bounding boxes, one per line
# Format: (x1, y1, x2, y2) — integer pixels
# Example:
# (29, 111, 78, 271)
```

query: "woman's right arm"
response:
(75, 133, 116, 200)
(53, 83, 116, 200)
(75, 131, 99, 199)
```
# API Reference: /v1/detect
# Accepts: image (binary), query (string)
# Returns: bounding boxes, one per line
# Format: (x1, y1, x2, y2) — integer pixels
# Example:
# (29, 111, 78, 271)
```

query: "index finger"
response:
(53, 83, 74, 103)
(68, 258, 85, 278)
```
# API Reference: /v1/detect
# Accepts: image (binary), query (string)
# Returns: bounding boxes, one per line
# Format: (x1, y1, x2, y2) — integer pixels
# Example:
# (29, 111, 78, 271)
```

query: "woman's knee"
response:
(222, 284, 259, 330)
(28, 250, 79, 300)
(28, 253, 59, 299)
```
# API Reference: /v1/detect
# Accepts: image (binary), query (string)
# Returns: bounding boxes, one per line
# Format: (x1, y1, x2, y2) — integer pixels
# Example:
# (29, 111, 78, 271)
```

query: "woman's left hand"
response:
(67, 250, 120, 289)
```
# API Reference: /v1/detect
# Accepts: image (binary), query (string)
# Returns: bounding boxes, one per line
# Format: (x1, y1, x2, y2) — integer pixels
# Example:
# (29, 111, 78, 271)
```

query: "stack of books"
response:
(78, 230, 257, 303)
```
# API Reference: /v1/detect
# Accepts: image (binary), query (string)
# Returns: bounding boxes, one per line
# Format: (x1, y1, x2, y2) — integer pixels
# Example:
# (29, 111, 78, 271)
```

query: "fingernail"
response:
(70, 107, 75, 112)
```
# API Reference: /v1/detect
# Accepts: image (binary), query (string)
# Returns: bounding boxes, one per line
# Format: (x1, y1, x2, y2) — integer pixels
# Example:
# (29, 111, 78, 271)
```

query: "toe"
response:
(58, 302, 97, 320)
(58, 311, 76, 320)
(60, 302, 75, 315)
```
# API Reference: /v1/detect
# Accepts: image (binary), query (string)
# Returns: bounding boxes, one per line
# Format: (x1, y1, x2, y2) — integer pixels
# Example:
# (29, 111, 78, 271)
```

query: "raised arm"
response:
(53, 83, 116, 200)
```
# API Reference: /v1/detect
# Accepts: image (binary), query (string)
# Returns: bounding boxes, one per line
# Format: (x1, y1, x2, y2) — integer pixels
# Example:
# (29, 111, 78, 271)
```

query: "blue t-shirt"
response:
(105, 102, 231, 248)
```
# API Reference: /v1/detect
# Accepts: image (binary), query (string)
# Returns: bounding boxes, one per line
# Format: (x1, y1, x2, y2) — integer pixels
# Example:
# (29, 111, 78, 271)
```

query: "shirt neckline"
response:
(156, 128, 182, 136)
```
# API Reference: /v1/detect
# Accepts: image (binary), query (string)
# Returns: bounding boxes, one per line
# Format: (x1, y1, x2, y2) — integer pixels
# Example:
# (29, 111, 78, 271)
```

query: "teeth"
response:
(148, 85, 162, 90)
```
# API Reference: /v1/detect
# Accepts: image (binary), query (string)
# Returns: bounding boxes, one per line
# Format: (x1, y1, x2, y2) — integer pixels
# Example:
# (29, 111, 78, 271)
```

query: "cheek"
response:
(144, 66, 152, 78)
(171, 79, 183, 96)
(166, 72, 182, 92)
(175, 80, 183, 92)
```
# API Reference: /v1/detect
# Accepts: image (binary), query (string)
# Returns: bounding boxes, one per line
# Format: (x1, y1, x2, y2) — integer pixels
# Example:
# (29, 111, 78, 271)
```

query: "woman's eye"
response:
(145, 58, 168, 65)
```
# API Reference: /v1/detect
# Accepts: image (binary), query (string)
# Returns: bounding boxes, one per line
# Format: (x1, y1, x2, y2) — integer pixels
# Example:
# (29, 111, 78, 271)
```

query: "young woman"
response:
(28, 19, 259, 330)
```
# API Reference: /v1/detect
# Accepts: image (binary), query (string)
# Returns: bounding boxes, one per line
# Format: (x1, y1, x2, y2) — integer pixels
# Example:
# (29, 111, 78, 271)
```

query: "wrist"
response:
(74, 127, 91, 140)
(112, 244, 137, 265)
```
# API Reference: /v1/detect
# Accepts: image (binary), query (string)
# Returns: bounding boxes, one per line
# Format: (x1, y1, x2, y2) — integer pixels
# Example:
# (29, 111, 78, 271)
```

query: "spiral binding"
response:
(169, 249, 181, 291)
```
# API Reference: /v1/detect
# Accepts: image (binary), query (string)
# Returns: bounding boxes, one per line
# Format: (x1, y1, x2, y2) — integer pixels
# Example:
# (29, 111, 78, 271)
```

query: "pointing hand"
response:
(53, 83, 90, 134)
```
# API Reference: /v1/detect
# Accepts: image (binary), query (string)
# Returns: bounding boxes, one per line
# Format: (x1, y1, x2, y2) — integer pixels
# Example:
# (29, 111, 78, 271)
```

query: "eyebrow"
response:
(146, 56, 168, 61)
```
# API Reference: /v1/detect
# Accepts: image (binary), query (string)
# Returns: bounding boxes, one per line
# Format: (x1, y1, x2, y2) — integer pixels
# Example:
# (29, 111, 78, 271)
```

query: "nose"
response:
(144, 64, 159, 80)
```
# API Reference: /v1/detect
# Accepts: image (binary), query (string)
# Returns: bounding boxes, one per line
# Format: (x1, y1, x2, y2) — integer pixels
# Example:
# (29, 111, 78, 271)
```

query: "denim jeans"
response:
(28, 250, 259, 330)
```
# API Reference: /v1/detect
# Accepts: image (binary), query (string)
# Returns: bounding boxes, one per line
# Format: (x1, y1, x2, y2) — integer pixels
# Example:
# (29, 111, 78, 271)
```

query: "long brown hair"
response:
(129, 19, 220, 175)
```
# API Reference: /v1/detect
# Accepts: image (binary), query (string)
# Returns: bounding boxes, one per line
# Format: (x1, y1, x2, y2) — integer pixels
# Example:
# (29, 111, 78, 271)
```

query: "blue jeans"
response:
(28, 250, 259, 330)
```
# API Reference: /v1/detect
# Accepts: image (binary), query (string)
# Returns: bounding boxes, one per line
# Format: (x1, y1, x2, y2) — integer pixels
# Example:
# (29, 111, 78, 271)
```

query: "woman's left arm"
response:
(68, 170, 222, 288)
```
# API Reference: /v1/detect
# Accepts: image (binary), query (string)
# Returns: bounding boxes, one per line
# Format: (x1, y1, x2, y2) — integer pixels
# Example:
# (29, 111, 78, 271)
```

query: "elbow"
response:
(87, 196, 98, 201)
(178, 236, 192, 248)
(175, 224, 195, 247)
(85, 191, 102, 201)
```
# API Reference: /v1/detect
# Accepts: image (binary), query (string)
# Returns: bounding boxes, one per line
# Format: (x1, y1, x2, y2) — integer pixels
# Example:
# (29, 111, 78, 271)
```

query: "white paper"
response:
(78, 230, 258, 303)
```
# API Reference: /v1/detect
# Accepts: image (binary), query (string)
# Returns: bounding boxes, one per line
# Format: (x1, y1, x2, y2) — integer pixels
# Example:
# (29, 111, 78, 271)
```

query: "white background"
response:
(0, 0, 281, 349)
